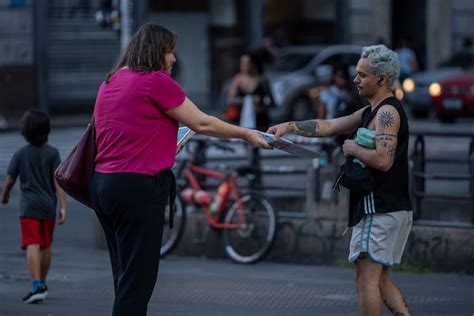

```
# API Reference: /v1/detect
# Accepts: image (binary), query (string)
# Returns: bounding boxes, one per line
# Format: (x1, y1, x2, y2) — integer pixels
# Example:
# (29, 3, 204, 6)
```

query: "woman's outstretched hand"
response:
(245, 130, 273, 149)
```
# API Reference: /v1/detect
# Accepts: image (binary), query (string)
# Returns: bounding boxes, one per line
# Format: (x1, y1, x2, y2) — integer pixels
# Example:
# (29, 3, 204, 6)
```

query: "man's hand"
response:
(267, 122, 291, 139)
(342, 139, 358, 157)
(57, 207, 67, 225)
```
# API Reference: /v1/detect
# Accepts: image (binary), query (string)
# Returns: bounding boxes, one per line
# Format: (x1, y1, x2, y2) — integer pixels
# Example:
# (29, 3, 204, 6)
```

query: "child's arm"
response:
(54, 179, 67, 224)
(1, 175, 16, 204)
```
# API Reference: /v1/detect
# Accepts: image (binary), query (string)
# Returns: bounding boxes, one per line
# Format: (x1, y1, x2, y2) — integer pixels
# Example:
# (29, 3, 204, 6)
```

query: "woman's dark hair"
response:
(244, 52, 264, 75)
(105, 23, 177, 83)
(21, 110, 51, 146)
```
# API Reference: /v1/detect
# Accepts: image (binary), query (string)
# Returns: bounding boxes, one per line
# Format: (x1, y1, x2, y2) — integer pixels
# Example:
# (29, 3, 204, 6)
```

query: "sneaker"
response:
(41, 285, 48, 298)
(22, 288, 45, 304)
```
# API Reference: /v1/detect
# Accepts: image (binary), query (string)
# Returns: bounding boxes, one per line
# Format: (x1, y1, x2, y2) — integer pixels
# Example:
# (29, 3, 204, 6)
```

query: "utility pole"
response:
(245, 0, 263, 49)
(120, 0, 132, 50)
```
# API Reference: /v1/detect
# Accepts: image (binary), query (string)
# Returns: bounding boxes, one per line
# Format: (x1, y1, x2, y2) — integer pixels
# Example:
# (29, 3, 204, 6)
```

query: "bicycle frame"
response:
(184, 164, 248, 230)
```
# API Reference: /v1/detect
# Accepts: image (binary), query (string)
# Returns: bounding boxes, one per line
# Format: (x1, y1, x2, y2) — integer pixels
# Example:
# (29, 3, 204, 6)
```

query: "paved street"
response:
(1, 174, 474, 315)
(0, 117, 473, 315)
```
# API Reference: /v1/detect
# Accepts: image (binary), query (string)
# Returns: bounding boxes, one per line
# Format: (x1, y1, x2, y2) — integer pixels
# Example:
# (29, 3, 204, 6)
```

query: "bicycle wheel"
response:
(222, 192, 278, 264)
(160, 195, 186, 257)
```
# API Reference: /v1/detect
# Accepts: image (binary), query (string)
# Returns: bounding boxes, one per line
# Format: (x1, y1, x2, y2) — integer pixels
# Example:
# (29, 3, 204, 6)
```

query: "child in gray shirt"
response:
(1, 110, 67, 304)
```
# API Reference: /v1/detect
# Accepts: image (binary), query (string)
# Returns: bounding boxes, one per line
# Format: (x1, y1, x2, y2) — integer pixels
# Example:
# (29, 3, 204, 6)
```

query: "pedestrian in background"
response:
(267, 45, 412, 316)
(395, 37, 419, 82)
(90, 23, 270, 316)
(224, 52, 275, 188)
(317, 65, 354, 120)
(224, 52, 274, 129)
(1, 110, 67, 304)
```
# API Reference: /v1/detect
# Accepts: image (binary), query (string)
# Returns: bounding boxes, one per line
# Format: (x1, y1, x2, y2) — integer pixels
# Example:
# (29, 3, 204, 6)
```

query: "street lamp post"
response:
(120, 0, 132, 50)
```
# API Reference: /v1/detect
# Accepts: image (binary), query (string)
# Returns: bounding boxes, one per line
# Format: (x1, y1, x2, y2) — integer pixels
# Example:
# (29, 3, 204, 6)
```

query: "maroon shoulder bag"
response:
(54, 116, 96, 209)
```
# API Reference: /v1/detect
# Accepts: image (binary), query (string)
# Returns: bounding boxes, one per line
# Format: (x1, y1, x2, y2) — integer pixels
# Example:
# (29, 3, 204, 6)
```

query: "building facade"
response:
(0, 0, 472, 116)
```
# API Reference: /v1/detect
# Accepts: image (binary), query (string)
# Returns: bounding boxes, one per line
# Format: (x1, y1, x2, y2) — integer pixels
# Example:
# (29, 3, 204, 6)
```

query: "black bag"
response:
(332, 102, 384, 194)
(333, 159, 374, 194)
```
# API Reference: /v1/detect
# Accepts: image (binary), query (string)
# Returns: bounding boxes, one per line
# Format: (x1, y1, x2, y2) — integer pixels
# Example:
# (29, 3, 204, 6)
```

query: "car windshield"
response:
(437, 51, 474, 68)
(268, 53, 315, 71)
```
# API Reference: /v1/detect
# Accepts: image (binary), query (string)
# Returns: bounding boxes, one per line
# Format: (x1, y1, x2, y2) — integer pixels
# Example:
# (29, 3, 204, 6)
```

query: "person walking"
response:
(267, 45, 412, 316)
(90, 23, 270, 316)
(1, 110, 67, 304)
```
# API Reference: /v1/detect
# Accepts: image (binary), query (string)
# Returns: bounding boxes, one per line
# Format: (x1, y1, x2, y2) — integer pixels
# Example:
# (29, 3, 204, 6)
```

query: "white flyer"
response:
(257, 131, 320, 158)
(176, 126, 196, 154)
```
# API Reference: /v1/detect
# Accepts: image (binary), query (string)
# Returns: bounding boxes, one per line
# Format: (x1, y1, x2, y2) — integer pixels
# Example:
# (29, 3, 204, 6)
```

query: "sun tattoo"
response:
(378, 111, 395, 128)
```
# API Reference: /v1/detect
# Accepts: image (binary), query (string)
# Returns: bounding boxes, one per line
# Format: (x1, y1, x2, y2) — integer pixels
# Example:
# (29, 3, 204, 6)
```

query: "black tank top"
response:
(348, 97, 412, 227)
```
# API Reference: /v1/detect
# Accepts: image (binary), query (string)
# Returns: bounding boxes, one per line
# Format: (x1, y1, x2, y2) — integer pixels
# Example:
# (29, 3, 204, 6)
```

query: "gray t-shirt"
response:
(7, 144, 61, 219)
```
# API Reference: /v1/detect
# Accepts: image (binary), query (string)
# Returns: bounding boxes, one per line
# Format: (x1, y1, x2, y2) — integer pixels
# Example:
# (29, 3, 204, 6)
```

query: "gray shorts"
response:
(348, 211, 413, 266)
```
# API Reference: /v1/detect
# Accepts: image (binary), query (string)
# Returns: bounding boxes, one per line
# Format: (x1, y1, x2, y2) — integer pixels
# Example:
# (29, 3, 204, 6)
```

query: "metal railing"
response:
(410, 128, 474, 224)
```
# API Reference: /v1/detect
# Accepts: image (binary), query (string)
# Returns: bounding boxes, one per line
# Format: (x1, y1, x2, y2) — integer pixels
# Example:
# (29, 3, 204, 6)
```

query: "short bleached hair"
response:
(361, 45, 400, 88)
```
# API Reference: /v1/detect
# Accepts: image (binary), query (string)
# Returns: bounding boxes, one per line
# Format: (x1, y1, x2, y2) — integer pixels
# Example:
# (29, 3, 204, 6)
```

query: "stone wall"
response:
(173, 205, 474, 274)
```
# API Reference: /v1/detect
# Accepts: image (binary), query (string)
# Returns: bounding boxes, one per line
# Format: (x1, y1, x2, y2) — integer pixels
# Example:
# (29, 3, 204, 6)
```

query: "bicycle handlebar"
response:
(184, 137, 236, 156)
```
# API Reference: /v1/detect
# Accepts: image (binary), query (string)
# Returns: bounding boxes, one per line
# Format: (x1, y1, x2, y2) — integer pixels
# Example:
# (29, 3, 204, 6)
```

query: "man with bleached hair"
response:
(267, 45, 412, 316)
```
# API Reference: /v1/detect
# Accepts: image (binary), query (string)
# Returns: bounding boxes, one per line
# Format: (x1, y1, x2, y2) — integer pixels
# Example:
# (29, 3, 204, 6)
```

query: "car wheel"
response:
(289, 96, 315, 121)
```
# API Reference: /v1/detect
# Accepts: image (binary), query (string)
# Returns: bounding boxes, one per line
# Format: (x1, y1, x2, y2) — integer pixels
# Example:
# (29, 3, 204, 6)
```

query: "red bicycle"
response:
(161, 140, 278, 264)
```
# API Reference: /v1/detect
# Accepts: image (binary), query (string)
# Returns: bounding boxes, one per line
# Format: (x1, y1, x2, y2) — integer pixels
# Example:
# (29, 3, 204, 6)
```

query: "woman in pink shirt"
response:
(90, 23, 270, 316)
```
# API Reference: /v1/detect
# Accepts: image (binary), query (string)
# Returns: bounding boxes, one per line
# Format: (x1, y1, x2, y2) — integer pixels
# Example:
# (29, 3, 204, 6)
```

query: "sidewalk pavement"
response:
(1, 183, 474, 315)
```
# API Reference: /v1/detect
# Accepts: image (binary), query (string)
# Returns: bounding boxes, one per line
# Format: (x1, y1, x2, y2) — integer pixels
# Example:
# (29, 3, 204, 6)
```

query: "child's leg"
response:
(39, 218, 56, 291)
(26, 244, 42, 281)
(39, 247, 52, 281)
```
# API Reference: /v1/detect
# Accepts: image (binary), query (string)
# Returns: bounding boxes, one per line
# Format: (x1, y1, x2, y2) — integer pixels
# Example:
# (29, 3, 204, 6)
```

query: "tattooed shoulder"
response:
(378, 110, 395, 128)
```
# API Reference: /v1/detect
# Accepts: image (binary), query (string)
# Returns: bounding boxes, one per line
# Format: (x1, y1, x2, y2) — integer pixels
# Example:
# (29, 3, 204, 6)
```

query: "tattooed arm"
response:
(267, 106, 369, 138)
(342, 105, 400, 172)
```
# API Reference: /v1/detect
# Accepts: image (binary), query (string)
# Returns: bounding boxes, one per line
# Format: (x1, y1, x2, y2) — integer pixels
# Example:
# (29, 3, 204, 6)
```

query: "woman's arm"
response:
(225, 75, 243, 105)
(166, 97, 271, 148)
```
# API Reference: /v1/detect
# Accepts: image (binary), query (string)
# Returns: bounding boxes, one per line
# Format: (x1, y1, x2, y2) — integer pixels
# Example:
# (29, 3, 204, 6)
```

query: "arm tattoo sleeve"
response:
(376, 133, 397, 143)
(378, 111, 395, 128)
(292, 120, 320, 137)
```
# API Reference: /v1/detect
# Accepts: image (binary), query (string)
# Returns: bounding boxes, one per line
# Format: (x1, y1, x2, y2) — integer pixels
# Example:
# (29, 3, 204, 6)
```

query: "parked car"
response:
(266, 45, 362, 122)
(430, 71, 474, 123)
(402, 49, 474, 117)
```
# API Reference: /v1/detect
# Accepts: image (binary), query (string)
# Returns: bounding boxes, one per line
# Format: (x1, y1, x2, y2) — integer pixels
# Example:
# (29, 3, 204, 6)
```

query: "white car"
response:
(266, 45, 362, 122)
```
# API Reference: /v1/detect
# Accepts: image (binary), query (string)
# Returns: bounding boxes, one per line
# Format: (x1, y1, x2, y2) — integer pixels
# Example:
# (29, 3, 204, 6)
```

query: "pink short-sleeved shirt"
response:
(94, 69, 186, 175)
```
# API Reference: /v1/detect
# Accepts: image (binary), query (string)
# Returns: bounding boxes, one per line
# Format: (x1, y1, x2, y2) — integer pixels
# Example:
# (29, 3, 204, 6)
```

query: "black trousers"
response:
(91, 171, 172, 316)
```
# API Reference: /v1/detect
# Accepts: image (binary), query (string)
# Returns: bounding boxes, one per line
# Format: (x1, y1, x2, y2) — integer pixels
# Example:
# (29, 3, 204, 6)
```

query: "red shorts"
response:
(20, 217, 56, 250)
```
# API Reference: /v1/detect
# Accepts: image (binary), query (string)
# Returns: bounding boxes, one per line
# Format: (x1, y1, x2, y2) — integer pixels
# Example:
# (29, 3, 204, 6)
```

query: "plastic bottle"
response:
(193, 190, 213, 206)
(209, 182, 231, 218)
